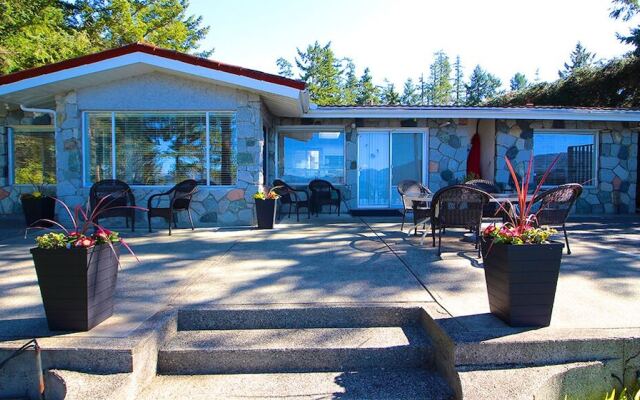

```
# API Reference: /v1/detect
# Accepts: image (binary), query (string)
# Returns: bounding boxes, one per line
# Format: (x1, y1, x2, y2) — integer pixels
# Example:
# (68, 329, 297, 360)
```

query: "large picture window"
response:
(533, 131, 596, 186)
(10, 126, 56, 185)
(84, 112, 237, 186)
(277, 129, 345, 184)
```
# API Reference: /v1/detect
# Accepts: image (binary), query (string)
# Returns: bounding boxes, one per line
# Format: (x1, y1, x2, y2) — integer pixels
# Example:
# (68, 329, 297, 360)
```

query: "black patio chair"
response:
(465, 179, 502, 219)
(308, 179, 341, 216)
(397, 179, 431, 233)
(89, 179, 136, 231)
(426, 185, 489, 257)
(272, 179, 311, 221)
(529, 183, 583, 255)
(147, 179, 198, 236)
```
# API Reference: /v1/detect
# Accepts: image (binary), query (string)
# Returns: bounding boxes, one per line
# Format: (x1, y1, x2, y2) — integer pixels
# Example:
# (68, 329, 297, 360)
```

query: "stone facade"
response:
(495, 119, 639, 214)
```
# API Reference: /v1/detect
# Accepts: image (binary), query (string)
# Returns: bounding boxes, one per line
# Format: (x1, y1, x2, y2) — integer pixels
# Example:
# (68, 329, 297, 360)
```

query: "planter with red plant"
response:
(253, 188, 280, 229)
(27, 196, 144, 331)
(481, 154, 563, 327)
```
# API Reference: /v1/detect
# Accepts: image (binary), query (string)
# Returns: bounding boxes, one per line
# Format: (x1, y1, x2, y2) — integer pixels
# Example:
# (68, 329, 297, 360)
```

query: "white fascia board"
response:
(0, 52, 302, 100)
(304, 107, 640, 122)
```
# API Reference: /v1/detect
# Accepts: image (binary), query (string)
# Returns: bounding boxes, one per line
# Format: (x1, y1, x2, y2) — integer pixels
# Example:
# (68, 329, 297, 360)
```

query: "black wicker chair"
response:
(425, 185, 489, 257)
(530, 183, 583, 254)
(272, 179, 310, 221)
(465, 179, 503, 218)
(89, 179, 136, 231)
(147, 179, 198, 235)
(397, 179, 431, 233)
(308, 179, 341, 216)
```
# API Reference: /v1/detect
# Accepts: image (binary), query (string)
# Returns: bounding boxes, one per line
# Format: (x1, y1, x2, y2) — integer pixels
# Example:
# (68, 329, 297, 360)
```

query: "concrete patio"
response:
(1, 214, 639, 399)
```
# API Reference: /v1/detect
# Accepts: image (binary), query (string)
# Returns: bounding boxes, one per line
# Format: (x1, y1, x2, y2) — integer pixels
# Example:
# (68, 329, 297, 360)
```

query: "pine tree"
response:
(558, 42, 596, 78)
(453, 55, 465, 105)
(465, 65, 502, 106)
(275, 57, 293, 78)
(610, 0, 640, 56)
(341, 58, 359, 105)
(510, 72, 528, 91)
(355, 67, 380, 105)
(380, 79, 401, 105)
(295, 41, 343, 105)
(401, 78, 419, 105)
(426, 50, 452, 105)
(418, 73, 426, 105)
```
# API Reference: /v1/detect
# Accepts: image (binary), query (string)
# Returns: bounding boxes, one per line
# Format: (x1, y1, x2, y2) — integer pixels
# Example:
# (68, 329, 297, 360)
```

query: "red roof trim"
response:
(0, 42, 306, 90)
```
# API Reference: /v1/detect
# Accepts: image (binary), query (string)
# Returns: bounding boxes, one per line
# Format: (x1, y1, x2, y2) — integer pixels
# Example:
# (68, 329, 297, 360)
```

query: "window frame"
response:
(275, 125, 347, 185)
(532, 129, 599, 189)
(8, 125, 57, 186)
(82, 110, 238, 188)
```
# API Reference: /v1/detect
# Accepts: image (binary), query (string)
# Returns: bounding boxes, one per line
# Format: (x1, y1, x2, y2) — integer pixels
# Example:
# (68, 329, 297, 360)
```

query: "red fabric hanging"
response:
(467, 132, 482, 178)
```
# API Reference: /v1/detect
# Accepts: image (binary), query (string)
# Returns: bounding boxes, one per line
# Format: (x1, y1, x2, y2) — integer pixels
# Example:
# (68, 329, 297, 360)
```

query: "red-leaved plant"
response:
(25, 193, 147, 264)
(483, 154, 560, 245)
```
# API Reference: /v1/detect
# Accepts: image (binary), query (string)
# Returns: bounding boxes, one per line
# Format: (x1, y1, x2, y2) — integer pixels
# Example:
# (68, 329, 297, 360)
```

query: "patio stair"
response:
(153, 305, 453, 399)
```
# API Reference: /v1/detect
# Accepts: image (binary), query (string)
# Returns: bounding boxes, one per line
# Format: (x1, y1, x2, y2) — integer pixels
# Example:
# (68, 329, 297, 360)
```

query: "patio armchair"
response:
(529, 183, 583, 254)
(272, 179, 311, 221)
(89, 179, 137, 231)
(147, 179, 199, 236)
(425, 184, 489, 257)
(308, 179, 341, 216)
(397, 179, 431, 233)
(465, 179, 503, 219)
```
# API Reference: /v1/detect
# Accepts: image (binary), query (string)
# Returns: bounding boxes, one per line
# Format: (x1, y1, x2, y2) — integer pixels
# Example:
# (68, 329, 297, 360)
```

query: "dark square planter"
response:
(21, 196, 56, 227)
(255, 198, 277, 229)
(481, 240, 564, 327)
(31, 244, 120, 331)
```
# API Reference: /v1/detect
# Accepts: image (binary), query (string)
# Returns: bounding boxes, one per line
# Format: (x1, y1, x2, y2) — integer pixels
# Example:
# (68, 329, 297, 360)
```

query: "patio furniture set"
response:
(272, 179, 342, 221)
(90, 179, 199, 236)
(397, 179, 583, 257)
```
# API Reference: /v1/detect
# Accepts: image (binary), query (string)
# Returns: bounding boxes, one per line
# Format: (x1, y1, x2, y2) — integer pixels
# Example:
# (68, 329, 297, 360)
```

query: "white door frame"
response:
(356, 128, 429, 208)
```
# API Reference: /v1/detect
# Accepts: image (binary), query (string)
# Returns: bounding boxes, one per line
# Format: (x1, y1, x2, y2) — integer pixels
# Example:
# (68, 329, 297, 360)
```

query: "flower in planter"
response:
(253, 187, 280, 200)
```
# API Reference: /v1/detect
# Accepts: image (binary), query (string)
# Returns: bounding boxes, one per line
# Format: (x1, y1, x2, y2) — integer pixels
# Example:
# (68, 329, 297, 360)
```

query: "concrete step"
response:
(177, 305, 424, 330)
(138, 369, 453, 400)
(158, 326, 433, 374)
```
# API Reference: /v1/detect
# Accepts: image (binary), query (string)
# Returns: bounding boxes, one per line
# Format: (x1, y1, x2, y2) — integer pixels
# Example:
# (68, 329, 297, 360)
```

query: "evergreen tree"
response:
(401, 78, 420, 105)
(426, 50, 452, 105)
(295, 41, 343, 105)
(418, 73, 426, 105)
(534, 68, 541, 82)
(610, 0, 640, 56)
(452, 55, 465, 105)
(510, 72, 528, 91)
(341, 58, 359, 105)
(380, 79, 401, 105)
(275, 57, 293, 78)
(465, 65, 502, 105)
(355, 67, 380, 105)
(558, 42, 596, 78)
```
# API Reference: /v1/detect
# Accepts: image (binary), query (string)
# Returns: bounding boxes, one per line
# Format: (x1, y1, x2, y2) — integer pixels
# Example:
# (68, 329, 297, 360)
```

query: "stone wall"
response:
(495, 119, 639, 214)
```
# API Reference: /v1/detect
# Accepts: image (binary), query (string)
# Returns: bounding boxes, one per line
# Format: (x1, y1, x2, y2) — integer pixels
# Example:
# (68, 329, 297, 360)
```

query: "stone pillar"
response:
(55, 91, 84, 224)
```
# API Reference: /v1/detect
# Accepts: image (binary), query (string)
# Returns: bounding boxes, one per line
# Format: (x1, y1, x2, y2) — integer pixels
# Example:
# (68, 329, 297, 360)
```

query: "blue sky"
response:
(189, 0, 637, 90)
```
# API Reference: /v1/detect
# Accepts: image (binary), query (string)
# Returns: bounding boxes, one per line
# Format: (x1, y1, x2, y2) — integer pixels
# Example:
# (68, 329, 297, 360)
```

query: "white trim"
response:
(0, 52, 302, 100)
(304, 107, 640, 122)
(532, 129, 599, 188)
(274, 126, 347, 185)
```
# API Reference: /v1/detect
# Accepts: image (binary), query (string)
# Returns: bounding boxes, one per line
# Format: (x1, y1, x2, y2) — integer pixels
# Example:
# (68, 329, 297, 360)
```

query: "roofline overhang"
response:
(303, 106, 640, 122)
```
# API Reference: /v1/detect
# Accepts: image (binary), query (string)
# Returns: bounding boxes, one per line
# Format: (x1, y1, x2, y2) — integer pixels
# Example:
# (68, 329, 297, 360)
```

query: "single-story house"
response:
(0, 43, 638, 226)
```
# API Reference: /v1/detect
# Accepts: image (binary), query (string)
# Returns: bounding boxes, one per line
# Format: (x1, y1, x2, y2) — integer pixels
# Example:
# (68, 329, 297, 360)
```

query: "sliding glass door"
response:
(357, 130, 426, 208)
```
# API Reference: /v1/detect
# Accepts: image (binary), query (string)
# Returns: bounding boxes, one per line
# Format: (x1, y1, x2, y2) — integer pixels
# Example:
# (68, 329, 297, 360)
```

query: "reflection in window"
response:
(84, 112, 236, 186)
(12, 127, 56, 185)
(278, 130, 344, 184)
(533, 132, 596, 186)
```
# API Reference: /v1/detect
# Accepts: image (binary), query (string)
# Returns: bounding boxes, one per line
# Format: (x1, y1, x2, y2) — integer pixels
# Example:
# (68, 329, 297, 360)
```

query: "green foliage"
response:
(611, 0, 640, 56)
(453, 55, 465, 105)
(465, 65, 502, 105)
(35, 232, 68, 249)
(295, 41, 343, 105)
(490, 56, 640, 108)
(355, 67, 380, 105)
(341, 59, 359, 105)
(559, 42, 596, 78)
(380, 80, 400, 105)
(276, 57, 293, 78)
(401, 78, 420, 105)
(510, 72, 529, 91)
(0, 0, 210, 74)
(427, 50, 452, 105)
